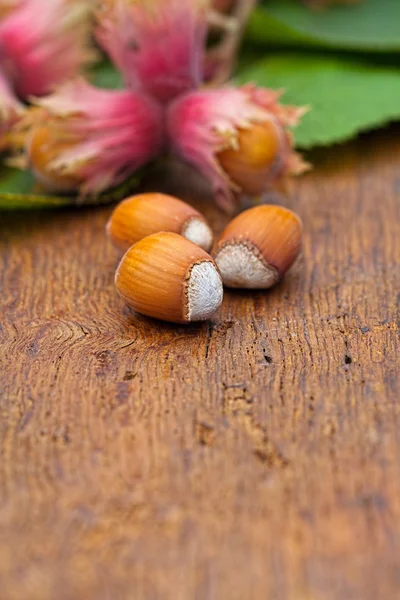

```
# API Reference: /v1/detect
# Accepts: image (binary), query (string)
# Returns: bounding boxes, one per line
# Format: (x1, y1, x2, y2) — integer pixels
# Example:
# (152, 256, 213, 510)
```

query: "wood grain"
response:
(1, 127, 400, 600)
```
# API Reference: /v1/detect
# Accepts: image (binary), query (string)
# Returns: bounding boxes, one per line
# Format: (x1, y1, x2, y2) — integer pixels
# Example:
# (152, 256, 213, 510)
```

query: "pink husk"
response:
(167, 85, 309, 211)
(0, 0, 93, 98)
(96, 0, 208, 104)
(26, 79, 164, 195)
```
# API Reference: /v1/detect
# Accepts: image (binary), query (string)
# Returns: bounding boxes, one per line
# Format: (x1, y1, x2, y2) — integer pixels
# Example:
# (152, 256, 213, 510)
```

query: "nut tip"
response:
(187, 261, 223, 321)
(215, 242, 279, 289)
(182, 217, 214, 252)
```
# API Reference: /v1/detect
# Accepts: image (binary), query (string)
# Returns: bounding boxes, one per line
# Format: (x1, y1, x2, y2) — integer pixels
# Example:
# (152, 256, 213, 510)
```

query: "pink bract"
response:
(167, 85, 309, 211)
(25, 79, 164, 196)
(96, 0, 208, 104)
(0, 0, 93, 98)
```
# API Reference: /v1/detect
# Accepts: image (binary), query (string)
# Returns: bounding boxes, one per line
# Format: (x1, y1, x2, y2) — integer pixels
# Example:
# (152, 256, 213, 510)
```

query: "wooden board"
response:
(1, 127, 400, 600)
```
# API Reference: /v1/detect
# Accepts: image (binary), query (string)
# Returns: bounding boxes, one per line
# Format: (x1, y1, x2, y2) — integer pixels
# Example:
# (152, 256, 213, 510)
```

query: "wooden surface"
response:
(1, 127, 400, 600)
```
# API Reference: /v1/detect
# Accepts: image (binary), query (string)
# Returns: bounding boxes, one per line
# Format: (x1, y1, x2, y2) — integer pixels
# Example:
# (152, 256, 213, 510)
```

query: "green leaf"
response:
(247, 0, 400, 53)
(0, 167, 141, 211)
(90, 61, 124, 90)
(0, 168, 69, 209)
(237, 54, 400, 147)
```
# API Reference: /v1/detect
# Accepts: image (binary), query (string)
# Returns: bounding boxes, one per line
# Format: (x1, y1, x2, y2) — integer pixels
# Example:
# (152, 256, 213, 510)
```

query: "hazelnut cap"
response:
(214, 204, 303, 289)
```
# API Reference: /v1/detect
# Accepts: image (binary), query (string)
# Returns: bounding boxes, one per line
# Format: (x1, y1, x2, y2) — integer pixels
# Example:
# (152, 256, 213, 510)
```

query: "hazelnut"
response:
(115, 232, 223, 324)
(107, 193, 214, 253)
(214, 205, 302, 289)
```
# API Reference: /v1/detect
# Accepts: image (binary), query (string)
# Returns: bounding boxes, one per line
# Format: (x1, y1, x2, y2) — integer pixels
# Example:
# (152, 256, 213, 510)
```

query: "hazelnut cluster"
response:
(107, 194, 302, 324)
(2, 0, 308, 214)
